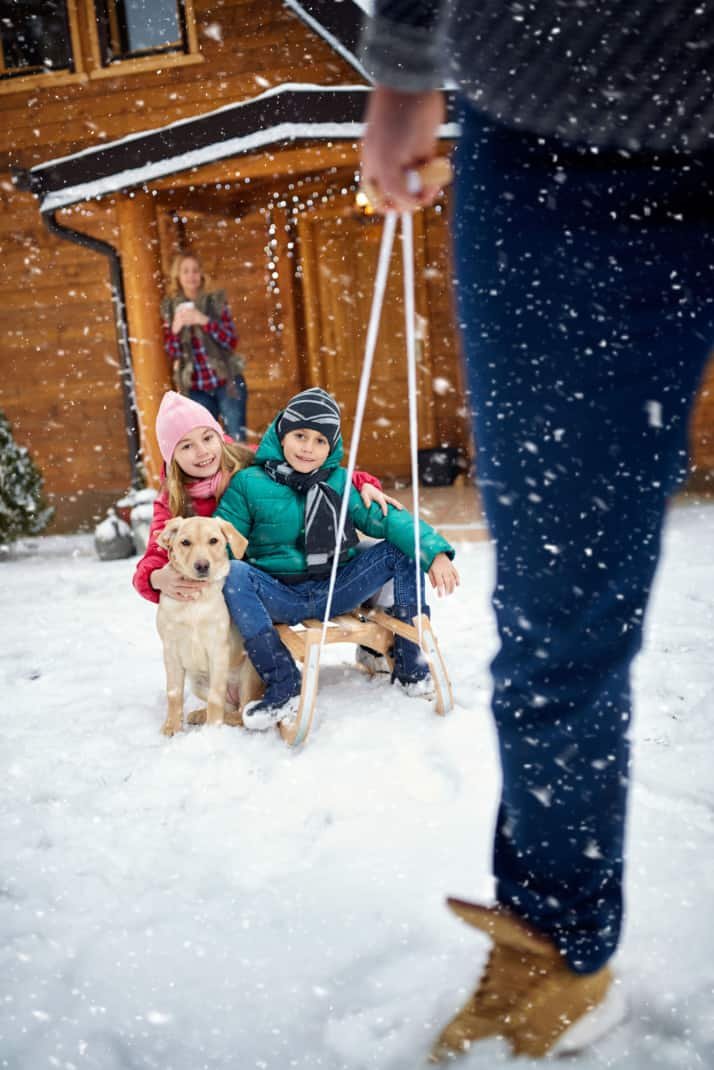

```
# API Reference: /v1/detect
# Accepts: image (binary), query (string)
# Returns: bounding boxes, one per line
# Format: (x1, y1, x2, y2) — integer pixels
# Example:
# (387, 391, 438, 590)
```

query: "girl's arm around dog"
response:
(133, 494, 175, 603)
(133, 492, 221, 602)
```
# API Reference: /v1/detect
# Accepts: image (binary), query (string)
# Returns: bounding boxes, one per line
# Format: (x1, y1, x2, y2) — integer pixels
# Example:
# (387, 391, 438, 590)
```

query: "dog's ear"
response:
(218, 521, 248, 561)
(157, 517, 183, 550)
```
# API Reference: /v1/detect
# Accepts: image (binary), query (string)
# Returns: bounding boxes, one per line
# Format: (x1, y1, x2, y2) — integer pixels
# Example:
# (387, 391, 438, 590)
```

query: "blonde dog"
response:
(156, 515, 263, 736)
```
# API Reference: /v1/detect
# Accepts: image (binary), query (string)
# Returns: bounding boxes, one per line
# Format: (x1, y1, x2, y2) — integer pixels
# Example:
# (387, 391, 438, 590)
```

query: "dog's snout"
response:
(194, 559, 210, 577)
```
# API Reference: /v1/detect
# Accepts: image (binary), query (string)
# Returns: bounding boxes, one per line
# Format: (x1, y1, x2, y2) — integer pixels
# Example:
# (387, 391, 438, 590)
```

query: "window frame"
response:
(86, 0, 201, 80)
(0, 0, 201, 95)
(0, 0, 86, 92)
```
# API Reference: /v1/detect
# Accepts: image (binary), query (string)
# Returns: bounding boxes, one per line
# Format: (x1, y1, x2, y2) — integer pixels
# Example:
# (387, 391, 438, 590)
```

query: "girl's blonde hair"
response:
(165, 439, 254, 517)
(167, 251, 210, 298)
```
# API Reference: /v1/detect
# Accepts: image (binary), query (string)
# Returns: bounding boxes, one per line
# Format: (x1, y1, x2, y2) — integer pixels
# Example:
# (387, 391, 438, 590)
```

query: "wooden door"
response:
(298, 205, 437, 480)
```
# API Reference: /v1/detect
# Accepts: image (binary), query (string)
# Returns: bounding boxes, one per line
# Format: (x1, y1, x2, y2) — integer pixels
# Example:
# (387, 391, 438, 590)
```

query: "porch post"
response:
(116, 192, 170, 486)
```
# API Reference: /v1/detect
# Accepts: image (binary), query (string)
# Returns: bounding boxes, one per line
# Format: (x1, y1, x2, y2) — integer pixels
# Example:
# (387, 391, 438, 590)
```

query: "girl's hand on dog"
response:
(360, 483, 404, 515)
(428, 553, 460, 597)
(150, 563, 203, 600)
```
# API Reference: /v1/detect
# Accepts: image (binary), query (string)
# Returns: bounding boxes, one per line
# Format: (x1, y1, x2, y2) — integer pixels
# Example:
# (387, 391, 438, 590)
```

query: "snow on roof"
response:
(30, 82, 459, 213)
(32, 82, 370, 175)
(40, 120, 364, 213)
(283, 0, 369, 80)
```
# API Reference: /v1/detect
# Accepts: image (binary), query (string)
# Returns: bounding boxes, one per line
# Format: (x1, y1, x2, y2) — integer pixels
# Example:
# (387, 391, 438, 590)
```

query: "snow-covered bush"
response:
(0, 410, 54, 548)
(117, 486, 158, 554)
(94, 508, 135, 560)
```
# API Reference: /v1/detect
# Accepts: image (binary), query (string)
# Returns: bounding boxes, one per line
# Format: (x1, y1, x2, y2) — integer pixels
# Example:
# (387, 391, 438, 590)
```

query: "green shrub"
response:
(0, 411, 54, 546)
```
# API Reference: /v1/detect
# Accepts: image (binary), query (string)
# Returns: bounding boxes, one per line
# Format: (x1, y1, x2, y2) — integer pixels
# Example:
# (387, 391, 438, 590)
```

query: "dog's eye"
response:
(180, 538, 191, 547)
(209, 537, 219, 545)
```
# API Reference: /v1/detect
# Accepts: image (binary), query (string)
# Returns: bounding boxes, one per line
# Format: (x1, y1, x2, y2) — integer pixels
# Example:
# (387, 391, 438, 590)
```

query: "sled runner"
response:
(276, 607, 454, 747)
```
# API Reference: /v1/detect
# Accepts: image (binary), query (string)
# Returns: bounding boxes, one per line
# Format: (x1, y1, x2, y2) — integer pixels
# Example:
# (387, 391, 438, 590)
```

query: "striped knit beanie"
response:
(276, 388, 341, 449)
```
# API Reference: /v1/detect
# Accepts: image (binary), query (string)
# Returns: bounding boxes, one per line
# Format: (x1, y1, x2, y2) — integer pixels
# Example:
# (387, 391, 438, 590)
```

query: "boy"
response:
(215, 387, 459, 729)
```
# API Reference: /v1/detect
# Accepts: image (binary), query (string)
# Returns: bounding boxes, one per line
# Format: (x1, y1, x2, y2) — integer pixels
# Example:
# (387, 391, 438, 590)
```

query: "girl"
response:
(133, 391, 401, 604)
(161, 251, 247, 442)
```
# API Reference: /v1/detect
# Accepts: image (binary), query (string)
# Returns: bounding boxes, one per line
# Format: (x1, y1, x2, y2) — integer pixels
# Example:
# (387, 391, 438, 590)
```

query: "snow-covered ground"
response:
(2, 499, 713, 1070)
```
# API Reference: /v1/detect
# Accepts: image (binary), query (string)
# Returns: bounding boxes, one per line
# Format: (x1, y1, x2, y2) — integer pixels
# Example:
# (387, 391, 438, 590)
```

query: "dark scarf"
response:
(263, 460, 359, 579)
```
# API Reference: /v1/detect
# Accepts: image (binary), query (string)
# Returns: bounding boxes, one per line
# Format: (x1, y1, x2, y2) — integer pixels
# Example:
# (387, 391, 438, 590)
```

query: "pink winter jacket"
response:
(133, 464, 384, 604)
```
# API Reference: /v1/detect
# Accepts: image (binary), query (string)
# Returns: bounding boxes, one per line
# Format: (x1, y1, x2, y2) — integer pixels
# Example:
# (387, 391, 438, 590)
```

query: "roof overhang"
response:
(15, 83, 459, 214)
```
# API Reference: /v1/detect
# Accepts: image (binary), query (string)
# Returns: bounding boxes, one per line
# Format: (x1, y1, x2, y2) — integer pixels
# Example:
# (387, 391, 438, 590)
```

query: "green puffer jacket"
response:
(214, 417, 454, 582)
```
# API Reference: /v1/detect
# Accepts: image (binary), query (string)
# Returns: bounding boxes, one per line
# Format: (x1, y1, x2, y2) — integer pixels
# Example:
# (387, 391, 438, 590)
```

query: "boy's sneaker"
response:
(397, 673, 435, 699)
(242, 693, 300, 731)
(355, 644, 392, 676)
(430, 899, 625, 1061)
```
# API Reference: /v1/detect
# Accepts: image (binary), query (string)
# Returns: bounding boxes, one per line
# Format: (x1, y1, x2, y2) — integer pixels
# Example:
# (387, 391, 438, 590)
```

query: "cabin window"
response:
(93, 0, 188, 65)
(0, 0, 75, 79)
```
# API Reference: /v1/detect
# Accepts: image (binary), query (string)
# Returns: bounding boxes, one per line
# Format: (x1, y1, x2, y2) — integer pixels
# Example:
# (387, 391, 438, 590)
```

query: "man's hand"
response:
(427, 552, 460, 597)
(361, 86, 446, 212)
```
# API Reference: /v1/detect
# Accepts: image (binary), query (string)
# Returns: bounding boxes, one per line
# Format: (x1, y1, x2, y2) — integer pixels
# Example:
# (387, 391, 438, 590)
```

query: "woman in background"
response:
(161, 251, 248, 442)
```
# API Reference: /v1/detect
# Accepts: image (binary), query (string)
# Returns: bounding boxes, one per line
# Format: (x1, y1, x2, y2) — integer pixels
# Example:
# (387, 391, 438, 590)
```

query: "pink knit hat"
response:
(155, 391, 224, 464)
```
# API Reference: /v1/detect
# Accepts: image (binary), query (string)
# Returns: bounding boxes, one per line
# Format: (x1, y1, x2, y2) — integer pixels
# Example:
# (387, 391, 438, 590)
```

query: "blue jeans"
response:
(224, 541, 425, 640)
(190, 375, 247, 442)
(455, 103, 714, 973)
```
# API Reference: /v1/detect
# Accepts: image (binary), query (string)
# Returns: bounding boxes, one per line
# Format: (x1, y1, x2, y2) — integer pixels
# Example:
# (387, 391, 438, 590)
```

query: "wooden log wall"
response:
(1, 0, 355, 170)
(0, 0, 362, 531)
(0, 181, 131, 530)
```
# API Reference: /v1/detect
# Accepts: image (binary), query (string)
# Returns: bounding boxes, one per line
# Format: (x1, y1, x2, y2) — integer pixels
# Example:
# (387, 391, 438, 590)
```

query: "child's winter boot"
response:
(389, 604, 434, 697)
(430, 899, 625, 1061)
(242, 628, 302, 730)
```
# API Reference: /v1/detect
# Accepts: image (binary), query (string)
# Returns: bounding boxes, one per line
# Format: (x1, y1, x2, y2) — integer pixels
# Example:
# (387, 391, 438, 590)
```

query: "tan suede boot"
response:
(430, 899, 622, 1061)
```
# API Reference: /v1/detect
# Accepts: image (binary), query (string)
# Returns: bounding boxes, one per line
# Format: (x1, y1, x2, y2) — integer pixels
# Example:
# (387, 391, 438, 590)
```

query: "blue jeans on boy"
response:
(190, 375, 247, 442)
(225, 539, 425, 658)
(455, 102, 714, 973)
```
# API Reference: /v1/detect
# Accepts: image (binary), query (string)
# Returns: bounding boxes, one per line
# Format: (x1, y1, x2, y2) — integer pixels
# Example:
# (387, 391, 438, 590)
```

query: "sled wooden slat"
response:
(274, 609, 454, 747)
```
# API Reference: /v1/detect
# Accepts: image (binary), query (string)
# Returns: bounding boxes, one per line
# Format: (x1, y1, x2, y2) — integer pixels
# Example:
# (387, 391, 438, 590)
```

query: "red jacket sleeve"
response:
(352, 470, 382, 492)
(132, 494, 173, 604)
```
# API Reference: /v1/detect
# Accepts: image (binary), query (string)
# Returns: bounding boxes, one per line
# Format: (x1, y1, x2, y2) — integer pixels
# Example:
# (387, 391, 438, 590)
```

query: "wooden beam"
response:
(116, 192, 170, 485)
(147, 142, 360, 194)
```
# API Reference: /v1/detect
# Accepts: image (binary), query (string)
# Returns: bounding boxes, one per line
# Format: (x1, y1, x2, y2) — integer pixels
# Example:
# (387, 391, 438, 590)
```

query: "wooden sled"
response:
(275, 608, 454, 747)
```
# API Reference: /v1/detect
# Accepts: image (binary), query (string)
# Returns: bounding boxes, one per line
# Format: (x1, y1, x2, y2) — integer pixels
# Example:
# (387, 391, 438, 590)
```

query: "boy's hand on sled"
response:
(151, 564, 203, 600)
(360, 482, 404, 515)
(428, 553, 460, 597)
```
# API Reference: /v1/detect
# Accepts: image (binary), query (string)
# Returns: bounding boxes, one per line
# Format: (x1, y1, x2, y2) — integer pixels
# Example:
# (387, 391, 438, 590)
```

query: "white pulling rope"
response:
(320, 209, 398, 644)
(400, 210, 424, 644)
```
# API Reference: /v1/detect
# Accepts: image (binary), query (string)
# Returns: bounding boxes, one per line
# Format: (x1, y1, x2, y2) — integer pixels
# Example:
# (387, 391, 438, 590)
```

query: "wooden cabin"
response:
(1, 1, 712, 532)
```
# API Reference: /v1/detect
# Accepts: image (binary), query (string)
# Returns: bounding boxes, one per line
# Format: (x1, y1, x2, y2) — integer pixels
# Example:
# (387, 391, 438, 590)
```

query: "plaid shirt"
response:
(163, 305, 238, 392)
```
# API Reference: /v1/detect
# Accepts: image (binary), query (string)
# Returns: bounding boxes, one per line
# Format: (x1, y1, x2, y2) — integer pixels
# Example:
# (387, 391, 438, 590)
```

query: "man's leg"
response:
(454, 106, 714, 972)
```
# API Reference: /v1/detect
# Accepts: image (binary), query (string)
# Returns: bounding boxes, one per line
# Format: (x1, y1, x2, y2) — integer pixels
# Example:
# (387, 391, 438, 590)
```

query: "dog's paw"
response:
(187, 708, 207, 726)
(160, 719, 183, 736)
(224, 708, 244, 728)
